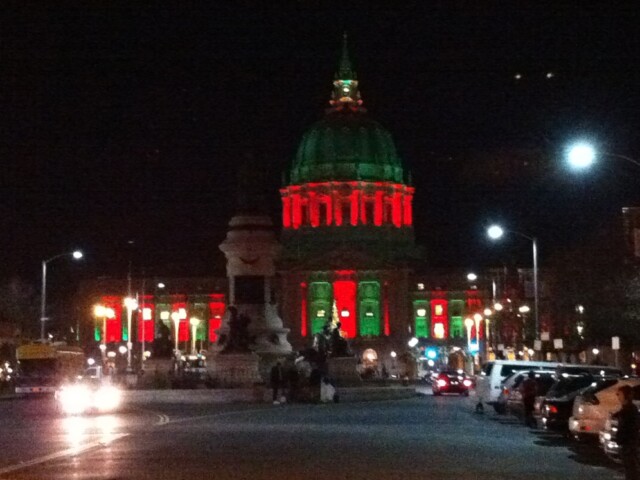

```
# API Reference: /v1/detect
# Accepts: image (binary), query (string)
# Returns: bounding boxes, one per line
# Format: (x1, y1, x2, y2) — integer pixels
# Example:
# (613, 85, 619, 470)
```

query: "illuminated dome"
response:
(290, 112, 404, 184)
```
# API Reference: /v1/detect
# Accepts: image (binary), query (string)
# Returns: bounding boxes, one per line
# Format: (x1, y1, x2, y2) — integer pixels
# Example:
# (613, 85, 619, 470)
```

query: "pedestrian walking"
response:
(519, 371, 537, 427)
(614, 385, 639, 480)
(270, 362, 284, 404)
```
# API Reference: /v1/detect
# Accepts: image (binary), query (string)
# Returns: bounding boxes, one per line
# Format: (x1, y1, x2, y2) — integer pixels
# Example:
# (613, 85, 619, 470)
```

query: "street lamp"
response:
(566, 142, 640, 170)
(190, 317, 200, 354)
(40, 250, 83, 340)
(123, 297, 138, 372)
(464, 317, 474, 351)
(487, 224, 540, 344)
(171, 311, 181, 354)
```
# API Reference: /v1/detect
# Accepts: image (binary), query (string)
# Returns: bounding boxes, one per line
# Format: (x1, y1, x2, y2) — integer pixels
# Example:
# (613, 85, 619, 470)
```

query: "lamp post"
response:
(464, 317, 474, 351)
(123, 297, 138, 372)
(487, 225, 540, 346)
(40, 250, 83, 341)
(190, 317, 200, 355)
(171, 311, 181, 354)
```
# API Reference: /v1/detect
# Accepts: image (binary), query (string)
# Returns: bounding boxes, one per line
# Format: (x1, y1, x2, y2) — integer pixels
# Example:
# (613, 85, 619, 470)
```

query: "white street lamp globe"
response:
(487, 225, 504, 240)
(466, 272, 478, 281)
(408, 337, 419, 348)
(72, 250, 83, 259)
(567, 143, 596, 169)
(118, 345, 128, 355)
(493, 302, 503, 311)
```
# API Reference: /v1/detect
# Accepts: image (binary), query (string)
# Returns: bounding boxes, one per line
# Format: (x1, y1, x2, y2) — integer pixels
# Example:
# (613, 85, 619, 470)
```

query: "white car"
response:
(569, 377, 640, 440)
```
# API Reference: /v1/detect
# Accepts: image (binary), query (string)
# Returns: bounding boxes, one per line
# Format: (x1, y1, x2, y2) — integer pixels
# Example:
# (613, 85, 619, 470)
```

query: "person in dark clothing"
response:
(286, 364, 300, 403)
(270, 362, 284, 404)
(519, 371, 537, 427)
(614, 385, 639, 480)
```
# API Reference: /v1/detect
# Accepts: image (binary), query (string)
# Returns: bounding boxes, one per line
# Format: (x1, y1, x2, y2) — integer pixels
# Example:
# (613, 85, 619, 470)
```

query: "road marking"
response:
(0, 434, 129, 477)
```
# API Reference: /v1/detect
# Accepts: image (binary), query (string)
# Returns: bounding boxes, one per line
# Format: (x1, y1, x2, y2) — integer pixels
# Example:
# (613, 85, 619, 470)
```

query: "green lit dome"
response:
(290, 111, 405, 185)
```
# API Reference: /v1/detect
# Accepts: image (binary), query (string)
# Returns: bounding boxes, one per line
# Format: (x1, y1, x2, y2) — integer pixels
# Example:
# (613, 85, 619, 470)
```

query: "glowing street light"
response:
(518, 305, 530, 313)
(408, 337, 419, 348)
(566, 141, 640, 170)
(567, 143, 596, 169)
(493, 302, 503, 311)
(40, 250, 83, 340)
(487, 225, 540, 343)
(465, 317, 475, 350)
(123, 297, 138, 372)
(484, 308, 493, 316)
(171, 311, 181, 354)
(466, 272, 478, 281)
(190, 317, 200, 354)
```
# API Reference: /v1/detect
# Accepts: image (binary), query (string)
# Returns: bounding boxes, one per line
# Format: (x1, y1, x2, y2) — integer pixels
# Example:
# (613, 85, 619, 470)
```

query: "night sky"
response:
(3, 3, 640, 291)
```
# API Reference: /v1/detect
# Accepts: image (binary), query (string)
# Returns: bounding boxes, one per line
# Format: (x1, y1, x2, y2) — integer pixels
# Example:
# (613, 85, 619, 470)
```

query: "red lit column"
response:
(334, 194, 343, 226)
(392, 191, 402, 227)
(309, 191, 319, 227)
(282, 193, 292, 228)
(323, 196, 333, 225)
(403, 191, 413, 226)
(351, 190, 359, 226)
(292, 192, 302, 229)
(374, 190, 384, 226)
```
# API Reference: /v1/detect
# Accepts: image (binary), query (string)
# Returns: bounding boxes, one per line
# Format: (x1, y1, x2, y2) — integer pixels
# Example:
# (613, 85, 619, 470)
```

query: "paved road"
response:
(0, 392, 621, 480)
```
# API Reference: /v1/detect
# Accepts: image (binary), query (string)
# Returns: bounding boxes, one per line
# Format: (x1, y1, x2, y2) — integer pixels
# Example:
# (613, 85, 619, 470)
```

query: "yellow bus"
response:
(15, 343, 85, 394)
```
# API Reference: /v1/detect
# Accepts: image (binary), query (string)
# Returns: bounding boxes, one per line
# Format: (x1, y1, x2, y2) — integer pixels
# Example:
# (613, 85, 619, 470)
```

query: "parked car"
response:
(541, 373, 619, 433)
(431, 369, 473, 396)
(506, 371, 557, 419)
(569, 378, 640, 441)
(495, 371, 529, 414)
(475, 360, 561, 412)
(599, 416, 622, 462)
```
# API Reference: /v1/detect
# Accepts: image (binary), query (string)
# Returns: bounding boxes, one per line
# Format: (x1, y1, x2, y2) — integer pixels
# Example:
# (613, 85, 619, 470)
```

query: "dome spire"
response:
(337, 32, 356, 80)
(329, 32, 364, 112)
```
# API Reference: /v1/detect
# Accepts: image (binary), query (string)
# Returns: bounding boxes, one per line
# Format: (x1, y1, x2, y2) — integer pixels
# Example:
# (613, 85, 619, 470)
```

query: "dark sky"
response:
(2, 3, 640, 288)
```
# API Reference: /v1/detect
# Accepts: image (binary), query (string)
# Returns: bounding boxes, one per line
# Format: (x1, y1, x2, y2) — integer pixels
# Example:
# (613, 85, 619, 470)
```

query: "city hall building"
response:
(81, 40, 500, 372)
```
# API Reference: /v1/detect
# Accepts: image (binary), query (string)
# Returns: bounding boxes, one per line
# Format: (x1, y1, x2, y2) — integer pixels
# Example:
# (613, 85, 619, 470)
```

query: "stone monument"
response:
(208, 161, 292, 385)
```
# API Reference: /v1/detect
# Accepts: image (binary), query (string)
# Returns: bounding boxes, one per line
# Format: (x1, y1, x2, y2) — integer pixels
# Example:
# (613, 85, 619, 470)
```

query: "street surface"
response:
(0, 390, 621, 480)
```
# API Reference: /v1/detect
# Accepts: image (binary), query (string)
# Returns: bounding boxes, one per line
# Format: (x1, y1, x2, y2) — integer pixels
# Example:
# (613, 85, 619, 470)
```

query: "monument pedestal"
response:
(327, 356, 362, 387)
(209, 353, 262, 387)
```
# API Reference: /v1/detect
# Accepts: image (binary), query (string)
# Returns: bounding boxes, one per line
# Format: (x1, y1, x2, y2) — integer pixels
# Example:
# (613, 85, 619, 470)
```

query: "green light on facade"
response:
(414, 300, 429, 338)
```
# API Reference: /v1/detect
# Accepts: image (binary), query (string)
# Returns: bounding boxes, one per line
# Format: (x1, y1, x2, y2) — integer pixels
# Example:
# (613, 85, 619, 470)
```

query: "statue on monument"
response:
(312, 301, 351, 359)
(219, 306, 254, 354)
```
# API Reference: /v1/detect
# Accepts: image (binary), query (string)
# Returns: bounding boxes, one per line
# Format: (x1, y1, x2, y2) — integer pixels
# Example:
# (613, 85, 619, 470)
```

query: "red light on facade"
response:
(431, 299, 449, 339)
(137, 296, 155, 343)
(282, 196, 291, 228)
(101, 296, 122, 343)
(333, 280, 356, 338)
(208, 297, 225, 342)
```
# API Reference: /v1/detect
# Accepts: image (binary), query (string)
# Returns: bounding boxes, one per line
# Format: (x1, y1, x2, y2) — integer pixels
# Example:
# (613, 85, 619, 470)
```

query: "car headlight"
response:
(58, 385, 91, 415)
(94, 386, 122, 412)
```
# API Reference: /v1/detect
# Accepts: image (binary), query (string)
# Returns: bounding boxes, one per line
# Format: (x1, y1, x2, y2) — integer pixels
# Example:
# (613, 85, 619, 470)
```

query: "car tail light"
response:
(437, 379, 447, 387)
(463, 379, 472, 387)
(503, 388, 509, 396)
(548, 405, 558, 414)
